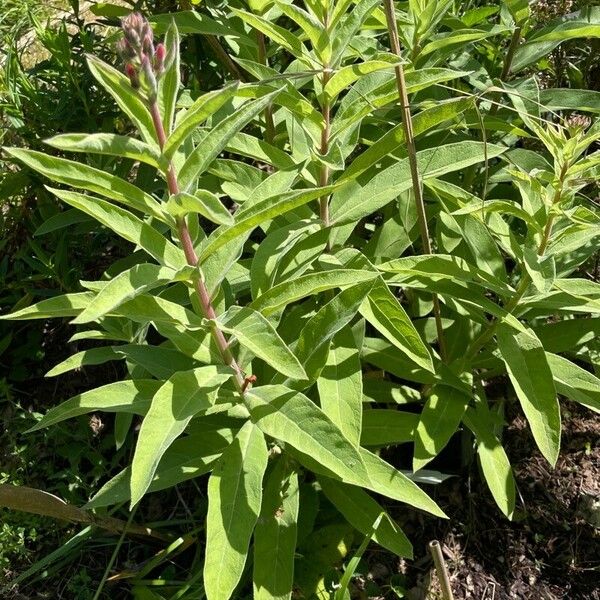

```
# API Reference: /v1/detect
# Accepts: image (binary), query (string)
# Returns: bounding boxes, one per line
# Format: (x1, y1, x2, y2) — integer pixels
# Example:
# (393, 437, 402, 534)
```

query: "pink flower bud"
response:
(142, 32, 154, 57)
(125, 63, 140, 89)
(141, 54, 157, 99)
(154, 43, 166, 74)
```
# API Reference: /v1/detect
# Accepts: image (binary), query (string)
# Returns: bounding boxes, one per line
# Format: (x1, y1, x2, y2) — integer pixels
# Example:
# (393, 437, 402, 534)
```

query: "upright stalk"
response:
(319, 10, 332, 232)
(463, 163, 569, 363)
(149, 101, 246, 393)
(256, 31, 276, 145)
(383, 0, 447, 361)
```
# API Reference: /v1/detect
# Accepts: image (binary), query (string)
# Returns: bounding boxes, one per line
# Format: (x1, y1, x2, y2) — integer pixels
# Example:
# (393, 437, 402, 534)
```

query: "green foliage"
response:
(1, 0, 599, 597)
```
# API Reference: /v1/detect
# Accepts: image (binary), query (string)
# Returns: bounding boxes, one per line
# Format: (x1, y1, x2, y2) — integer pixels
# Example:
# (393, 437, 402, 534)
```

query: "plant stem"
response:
(500, 26, 521, 82)
(149, 101, 246, 393)
(256, 30, 276, 145)
(319, 69, 331, 228)
(463, 164, 568, 363)
(383, 0, 447, 361)
(319, 8, 331, 233)
(489, 25, 522, 117)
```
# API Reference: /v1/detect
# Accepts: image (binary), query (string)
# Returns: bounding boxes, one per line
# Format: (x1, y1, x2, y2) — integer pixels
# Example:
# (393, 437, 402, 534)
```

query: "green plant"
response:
(1, 0, 599, 597)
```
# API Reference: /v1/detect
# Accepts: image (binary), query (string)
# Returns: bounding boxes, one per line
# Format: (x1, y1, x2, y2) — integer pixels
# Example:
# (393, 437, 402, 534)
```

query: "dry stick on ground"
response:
(429, 540, 455, 600)
(382, 0, 447, 361)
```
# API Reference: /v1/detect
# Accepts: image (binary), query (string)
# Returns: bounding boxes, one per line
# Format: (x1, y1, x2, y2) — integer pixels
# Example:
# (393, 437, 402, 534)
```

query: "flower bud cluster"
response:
(116, 13, 166, 102)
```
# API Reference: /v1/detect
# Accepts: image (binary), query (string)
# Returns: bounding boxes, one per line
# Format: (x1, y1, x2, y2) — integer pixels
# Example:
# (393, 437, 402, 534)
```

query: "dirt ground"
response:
(359, 402, 600, 600)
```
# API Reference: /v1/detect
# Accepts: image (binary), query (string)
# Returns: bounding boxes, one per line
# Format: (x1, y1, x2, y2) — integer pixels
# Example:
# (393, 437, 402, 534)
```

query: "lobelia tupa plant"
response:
(2, 0, 600, 596)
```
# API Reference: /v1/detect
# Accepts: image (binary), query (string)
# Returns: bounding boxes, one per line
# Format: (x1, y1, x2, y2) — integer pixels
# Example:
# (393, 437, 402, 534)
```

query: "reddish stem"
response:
(149, 101, 246, 392)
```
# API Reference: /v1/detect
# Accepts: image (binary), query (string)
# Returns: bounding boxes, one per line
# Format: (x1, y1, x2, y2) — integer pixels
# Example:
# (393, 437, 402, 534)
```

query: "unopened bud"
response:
(116, 38, 136, 60)
(142, 32, 154, 57)
(141, 54, 157, 99)
(125, 63, 140, 89)
(154, 43, 166, 74)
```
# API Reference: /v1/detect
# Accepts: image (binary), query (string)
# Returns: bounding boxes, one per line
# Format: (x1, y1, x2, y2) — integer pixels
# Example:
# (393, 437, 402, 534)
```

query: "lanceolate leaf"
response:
(293, 280, 375, 383)
(413, 386, 471, 472)
(340, 98, 473, 182)
(360, 279, 434, 373)
(46, 189, 185, 269)
(496, 323, 560, 466)
(86, 430, 234, 509)
(73, 264, 193, 324)
(319, 478, 413, 558)
(178, 91, 281, 191)
(330, 142, 506, 225)
(5, 148, 168, 223)
(360, 409, 419, 447)
(463, 406, 516, 519)
(44, 133, 165, 169)
(246, 386, 445, 517)
(253, 460, 299, 600)
(27, 380, 162, 432)
(218, 306, 307, 380)
(249, 269, 378, 317)
(317, 326, 363, 446)
(163, 82, 239, 159)
(546, 353, 600, 413)
(204, 421, 268, 600)
(130, 367, 232, 507)
(197, 186, 339, 262)
(158, 21, 180, 135)
(86, 55, 157, 144)
(0, 292, 94, 320)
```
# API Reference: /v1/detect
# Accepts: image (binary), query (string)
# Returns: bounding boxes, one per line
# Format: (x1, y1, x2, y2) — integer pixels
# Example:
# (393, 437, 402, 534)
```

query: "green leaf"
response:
(249, 269, 378, 317)
(463, 406, 516, 519)
(496, 324, 560, 465)
(231, 9, 311, 63)
(218, 306, 307, 380)
(165, 191, 234, 226)
(130, 367, 232, 507)
(253, 460, 299, 600)
(523, 248, 555, 293)
(319, 477, 412, 558)
(361, 409, 418, 447)
(512, 7, 600, 72)
(275, 1, 326, 58)
(340, 98, 473, 182)
(293, 280, 375, 384)
(204, 421, 268, 600)
(247, 385, 445, 517)
(330, 142, 506, 224)
(178, 91, 281, 191)
(413, 386, 470, 471)
(317, 326, 363, 446)
(85, 430, 234, 508)
(44, 133, 165, 170)
(546, 353, 600, 413)
(538, 88, 600, 114)
(5, 148, 168, 224)
(324, 59, 398, 102)
(46, 189, 185, 269)
(150, 11, 240, 37)
(163, 83, 239, 159)
(158, 21, 180, 135)
(27, 380, 161, 432)
(360, 279, 434, 372)
(197, 186, 338, 262)
(86, 55, 157, 144)
(73, 264, 192, 324)
(0, 292, 94, 320)
(46, 344, 195, 379)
